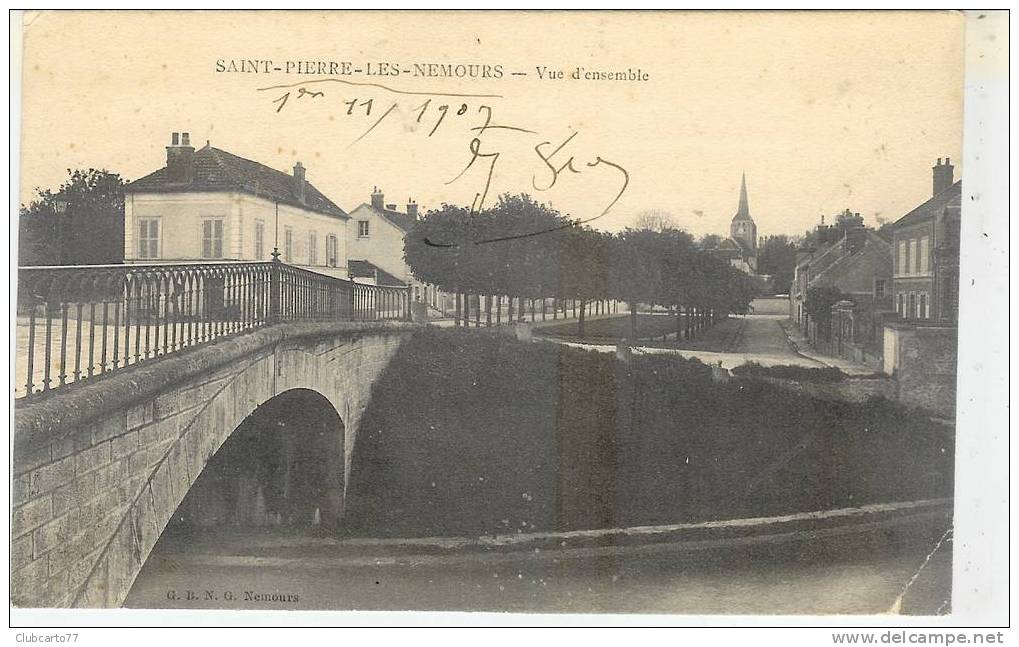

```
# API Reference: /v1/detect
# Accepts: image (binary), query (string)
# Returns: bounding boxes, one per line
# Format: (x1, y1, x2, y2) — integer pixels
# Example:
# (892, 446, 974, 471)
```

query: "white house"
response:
(347, 188, 450, 313)
(123, 132, 349, 278)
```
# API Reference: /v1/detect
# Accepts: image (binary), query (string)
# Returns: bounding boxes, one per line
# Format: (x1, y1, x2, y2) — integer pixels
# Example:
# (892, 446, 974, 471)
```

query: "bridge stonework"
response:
(12, 322, 413, 608)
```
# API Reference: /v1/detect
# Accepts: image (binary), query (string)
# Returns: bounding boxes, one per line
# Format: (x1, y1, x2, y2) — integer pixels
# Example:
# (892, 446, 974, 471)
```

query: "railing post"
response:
(405, 285, 412, 321)
(269, 250, 282, 323)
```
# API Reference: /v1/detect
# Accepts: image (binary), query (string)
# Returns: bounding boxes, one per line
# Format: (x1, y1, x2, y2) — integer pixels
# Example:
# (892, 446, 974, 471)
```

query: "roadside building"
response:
(882, 158, 962, 417)
(346, 187, 451, 315)
(888, 158, 962, 324)
(124, 132, 349, 278)
(789, 209, 893, 368)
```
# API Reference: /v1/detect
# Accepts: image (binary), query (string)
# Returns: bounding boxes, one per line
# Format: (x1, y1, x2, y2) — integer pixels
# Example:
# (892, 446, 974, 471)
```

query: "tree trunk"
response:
(475, 295, 481, 327)
(454, 292, 462, 327)
(630, 304, 638, 340)
(578, 299, 587, 338)
(485, 295, 492, 327)
(542, 298, 547, 321)
(676, 305, 683, 339)
(517, 296, 525, 322)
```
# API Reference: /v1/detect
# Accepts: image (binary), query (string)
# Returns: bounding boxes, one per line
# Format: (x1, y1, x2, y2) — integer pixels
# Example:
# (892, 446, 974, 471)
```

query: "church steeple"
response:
(730, 172, 757, 253)
(733, 172, 752, 222)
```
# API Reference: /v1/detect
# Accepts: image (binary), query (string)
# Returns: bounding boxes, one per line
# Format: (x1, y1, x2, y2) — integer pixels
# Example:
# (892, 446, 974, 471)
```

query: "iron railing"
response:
(15, 261, 410, 400)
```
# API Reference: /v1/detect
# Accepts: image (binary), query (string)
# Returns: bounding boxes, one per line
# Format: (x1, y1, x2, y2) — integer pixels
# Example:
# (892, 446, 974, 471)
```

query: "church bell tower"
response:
(730, 172, 757, 253)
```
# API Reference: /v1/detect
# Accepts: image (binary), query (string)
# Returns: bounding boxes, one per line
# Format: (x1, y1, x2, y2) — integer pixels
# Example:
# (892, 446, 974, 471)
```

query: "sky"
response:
(18, 10, 965, 239)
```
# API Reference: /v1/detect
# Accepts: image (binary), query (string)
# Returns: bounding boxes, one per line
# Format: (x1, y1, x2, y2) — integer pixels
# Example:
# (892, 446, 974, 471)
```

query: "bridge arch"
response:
(11, 323, 412, 608)
(170, 388, 346, 531)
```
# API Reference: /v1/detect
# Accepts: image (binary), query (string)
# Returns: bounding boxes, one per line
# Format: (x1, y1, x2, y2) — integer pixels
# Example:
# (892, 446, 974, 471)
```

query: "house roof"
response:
(810, 231, 891, 288)
(354, 202, 417, 232)
(717, 237, 744, 252)
(891, 180, 962, 229)
(348, 259, 407, 287)
(800, 233, 848, 280)
(125, 145, 348, 220)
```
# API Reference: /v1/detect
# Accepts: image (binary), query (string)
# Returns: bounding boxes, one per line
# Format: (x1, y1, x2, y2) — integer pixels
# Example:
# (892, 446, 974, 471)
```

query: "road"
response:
(125, 507, 952, 615)
(550, 315, 825, 370)
(545, 314, 876, 376)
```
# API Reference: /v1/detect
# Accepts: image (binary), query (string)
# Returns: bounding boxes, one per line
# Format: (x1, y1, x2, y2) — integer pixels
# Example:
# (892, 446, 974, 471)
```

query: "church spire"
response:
(733, 172, 752, 222)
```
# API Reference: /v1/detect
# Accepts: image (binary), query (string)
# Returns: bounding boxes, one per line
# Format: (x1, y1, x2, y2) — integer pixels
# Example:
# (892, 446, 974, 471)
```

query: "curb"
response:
(165, 499, 953, 566)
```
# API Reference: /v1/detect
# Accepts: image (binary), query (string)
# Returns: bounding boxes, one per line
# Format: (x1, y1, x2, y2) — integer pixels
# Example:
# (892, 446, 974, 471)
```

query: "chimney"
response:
(371, 186, 384, 210)
(386, 203, 397, 211)
(165, 131, 195, 184)
(407, 199, 418, 219)
(933, 157, 954, 196)
(293, 161, 306, 203)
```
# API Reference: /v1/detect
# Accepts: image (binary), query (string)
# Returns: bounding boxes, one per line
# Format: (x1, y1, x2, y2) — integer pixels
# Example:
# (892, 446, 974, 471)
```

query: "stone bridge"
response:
(12, 321, 414, 608)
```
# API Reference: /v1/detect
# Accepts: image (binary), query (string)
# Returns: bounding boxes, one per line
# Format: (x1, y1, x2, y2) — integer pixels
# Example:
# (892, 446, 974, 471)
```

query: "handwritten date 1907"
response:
(258, 80, 629, 246)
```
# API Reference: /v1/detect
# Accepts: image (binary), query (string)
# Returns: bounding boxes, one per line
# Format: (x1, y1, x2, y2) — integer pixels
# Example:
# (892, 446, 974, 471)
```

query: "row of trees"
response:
(405, 194, 756, 338)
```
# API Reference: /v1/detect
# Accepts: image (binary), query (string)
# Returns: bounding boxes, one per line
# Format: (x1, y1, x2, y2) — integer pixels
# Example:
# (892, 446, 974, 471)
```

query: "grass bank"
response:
(343, 328, 953, 538)
(538, 313, 700, 341)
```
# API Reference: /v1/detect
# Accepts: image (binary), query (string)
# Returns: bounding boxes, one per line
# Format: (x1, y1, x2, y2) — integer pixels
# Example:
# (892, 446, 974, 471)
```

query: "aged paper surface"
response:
(13, 9, 986, 622)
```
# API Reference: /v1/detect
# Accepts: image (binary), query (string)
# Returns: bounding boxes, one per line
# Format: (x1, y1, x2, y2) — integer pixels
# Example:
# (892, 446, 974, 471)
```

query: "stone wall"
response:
(883, 323, 959, 418)
(12, 322, 412, 608)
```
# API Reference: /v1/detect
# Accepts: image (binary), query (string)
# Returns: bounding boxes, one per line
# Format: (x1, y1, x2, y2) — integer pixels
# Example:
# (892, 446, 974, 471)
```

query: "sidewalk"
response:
(778, 319, 878, 377)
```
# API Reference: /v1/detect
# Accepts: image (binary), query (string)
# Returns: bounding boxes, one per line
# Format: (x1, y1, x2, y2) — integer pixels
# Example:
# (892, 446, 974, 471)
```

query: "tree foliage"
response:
(698, 233, 722, 250)
(804, 286, 845, 340)
(19, 168, 126, 266)
(632, 209, 677, 233)
(404, 193, 754, 318)
(757, 235, 797, 294)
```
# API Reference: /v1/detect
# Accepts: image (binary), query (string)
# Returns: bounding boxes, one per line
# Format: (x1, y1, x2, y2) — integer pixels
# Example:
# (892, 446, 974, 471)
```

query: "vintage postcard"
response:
(8, 8, 1008, 627)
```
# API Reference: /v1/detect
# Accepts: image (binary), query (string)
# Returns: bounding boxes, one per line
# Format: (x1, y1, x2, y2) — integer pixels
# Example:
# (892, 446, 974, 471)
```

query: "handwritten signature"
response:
(257, 77, 629, 245)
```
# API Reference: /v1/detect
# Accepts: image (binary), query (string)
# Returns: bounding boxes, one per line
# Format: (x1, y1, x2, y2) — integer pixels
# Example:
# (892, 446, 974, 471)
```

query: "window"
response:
(358, 220, 370, 237)
(307, 231, 318, 265)
(897, 241, 908, 276)
(874, 279, 886, 299)
(909, 239, 918, 275)
(137, 218, 160, 259)
(255, 220, 265, 260)
(896, 293, 905, 315)
(327, 234, 338, 267)
(201, 218, 224, 259)
(908, 292, 916, 319)
(919, 235, 929, 274)
(284, 227, 294, 262)
(919, 293, 928, 319)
